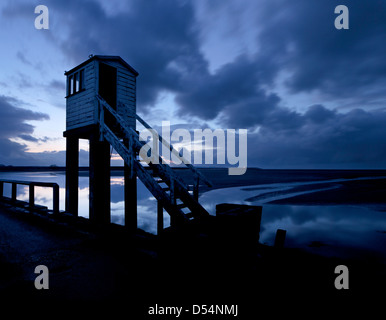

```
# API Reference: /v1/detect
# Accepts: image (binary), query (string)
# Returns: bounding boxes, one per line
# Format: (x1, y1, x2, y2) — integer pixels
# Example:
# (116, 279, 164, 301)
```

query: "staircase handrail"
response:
(97, 94, 212, 188)
(134, 113, 213, 188)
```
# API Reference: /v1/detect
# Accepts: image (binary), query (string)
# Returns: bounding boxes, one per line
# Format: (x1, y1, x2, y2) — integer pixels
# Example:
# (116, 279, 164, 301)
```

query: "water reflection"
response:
(108, 177, 171, 234)
(1, 172, 385, 262)
(0, 172, 171, 234)
(200, 184, 386, 262)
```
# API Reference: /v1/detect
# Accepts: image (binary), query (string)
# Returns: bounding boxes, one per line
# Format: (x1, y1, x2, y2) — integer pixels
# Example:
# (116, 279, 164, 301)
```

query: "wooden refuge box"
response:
(63, 55, 212, 229)
(63, 55, 139, 222)
(64, 55, 138, 134)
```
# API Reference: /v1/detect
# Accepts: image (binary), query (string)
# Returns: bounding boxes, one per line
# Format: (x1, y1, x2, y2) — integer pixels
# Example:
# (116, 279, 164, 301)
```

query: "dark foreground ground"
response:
(0, 200, 384, 317)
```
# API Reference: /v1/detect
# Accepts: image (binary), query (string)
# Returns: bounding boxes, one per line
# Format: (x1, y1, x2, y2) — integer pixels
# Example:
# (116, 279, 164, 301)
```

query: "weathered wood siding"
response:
(66, 61, 97, 130)
(66, 58, 136, 131)
(100, 60, 136, 129)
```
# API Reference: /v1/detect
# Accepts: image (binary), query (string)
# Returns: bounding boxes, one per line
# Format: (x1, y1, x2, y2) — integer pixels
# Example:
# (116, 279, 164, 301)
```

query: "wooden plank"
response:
(109, 61, 137, 79)
(29, 184, 35, 210)
(124, 156, 137, 231)
(97, 96, 210, 221)
(66, 119, 96, 131)
(67, 108, 94, 117)
(89, 139, 111, 225)
(135, 114, 213, 187)
(117, 85, 136, 96)
(117, 92, 136, 102)
(117, 70, 136, 82)
(157, 201, 163, 235)
(11, 183, 17, 202)
(117, 84, 135, 93)
(67, 95, 94, 107)
(103, 125, 188, 225)
(67, 107, 94, 116)
(274, 229, 286, 248)
(67, 112, 94, 121)
(67, 119, 95, 128)
(117, 76, 136, 88)
(67, 105, 94, 114)
(53, 184, 60, 214)
(65, 137, 79, 216)
(67, 111, 94, 120)
(67, 91, 94, 102)
(0, 180, 59, 188)
(67, 113, 94, 122)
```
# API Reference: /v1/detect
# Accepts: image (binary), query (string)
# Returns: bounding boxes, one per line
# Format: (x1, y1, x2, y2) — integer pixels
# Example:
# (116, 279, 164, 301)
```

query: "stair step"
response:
(184, 212, 194, 219)
(100, 112, 211, 222)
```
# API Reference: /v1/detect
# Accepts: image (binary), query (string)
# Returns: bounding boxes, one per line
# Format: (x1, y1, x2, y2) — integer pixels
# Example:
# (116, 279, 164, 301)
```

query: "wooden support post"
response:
(157, 201, 163, 235)
(169, 178, 177, 227)
(89, 139, 111, 225)
(274, 229, 286, 248)
(193, 175, 199, 201)
(53, 184, 59, 214)
(124, 137, 137, 231)
(99, 101, 104, 141)
(124, 162, 137, 231)
(11, 183, 17, 202)
(65, 137, 79, 216)
(29, 184, 35, 210)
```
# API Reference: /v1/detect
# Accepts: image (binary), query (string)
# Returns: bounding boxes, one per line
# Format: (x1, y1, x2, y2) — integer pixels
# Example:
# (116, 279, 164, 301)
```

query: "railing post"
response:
(99, 100, 104, 141)
(124, 135, 137, 232)
(0, 180, 61, 215)
(170, 178, 175, 205)
(128, 134, 134, 179)
(169, 178, 177, 227)
(29, 183, 35, 210)
(89, 137, 111, 225)
(53, 184, 59, 214)
(65, 137, 79, 216)
(134, 112, 213, 188)
(157, 201, 163, 235)
(274, 229, 287, 248)
(11, 183, 17, 202)
(193, 174, 199, 201)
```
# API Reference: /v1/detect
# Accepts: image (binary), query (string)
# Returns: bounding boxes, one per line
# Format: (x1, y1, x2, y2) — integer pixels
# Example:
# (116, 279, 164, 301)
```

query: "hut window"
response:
(73, 72, 78, 93)
(68, 75, 73, 95)
(68, 69, 85, 96)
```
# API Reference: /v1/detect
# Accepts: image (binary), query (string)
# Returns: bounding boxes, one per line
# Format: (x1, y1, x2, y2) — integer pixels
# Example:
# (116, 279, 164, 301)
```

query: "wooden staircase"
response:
(96, 95, 212, 229)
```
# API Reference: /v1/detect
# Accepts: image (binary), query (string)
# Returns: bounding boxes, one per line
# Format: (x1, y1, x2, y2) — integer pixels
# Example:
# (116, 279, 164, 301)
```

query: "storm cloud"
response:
(249, 106, 386, 168)
(1, 0, 386, 168)
(255, 0, 386, 101)
(0, 95, 49, 165)
(44, 0, 207, 110)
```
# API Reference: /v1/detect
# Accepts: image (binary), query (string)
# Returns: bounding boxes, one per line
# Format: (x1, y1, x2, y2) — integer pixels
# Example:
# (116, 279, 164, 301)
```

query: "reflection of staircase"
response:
(96, 95, 212, 228)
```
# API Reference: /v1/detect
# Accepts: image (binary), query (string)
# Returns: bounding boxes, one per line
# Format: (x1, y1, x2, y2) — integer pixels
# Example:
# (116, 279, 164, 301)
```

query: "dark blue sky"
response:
(0, 0, 385, 168)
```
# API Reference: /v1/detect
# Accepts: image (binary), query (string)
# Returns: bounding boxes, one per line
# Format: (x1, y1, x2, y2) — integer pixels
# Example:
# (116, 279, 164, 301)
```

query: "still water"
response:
(0, 171, 385, 262)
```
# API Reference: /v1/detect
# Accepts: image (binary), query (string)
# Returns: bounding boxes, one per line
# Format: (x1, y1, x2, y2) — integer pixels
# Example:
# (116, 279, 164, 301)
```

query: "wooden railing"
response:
(96, 94, 213, 229)
(96, 95, 213, 195)
(0, 179, 60, 214)
(134, 113, 213, 188)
